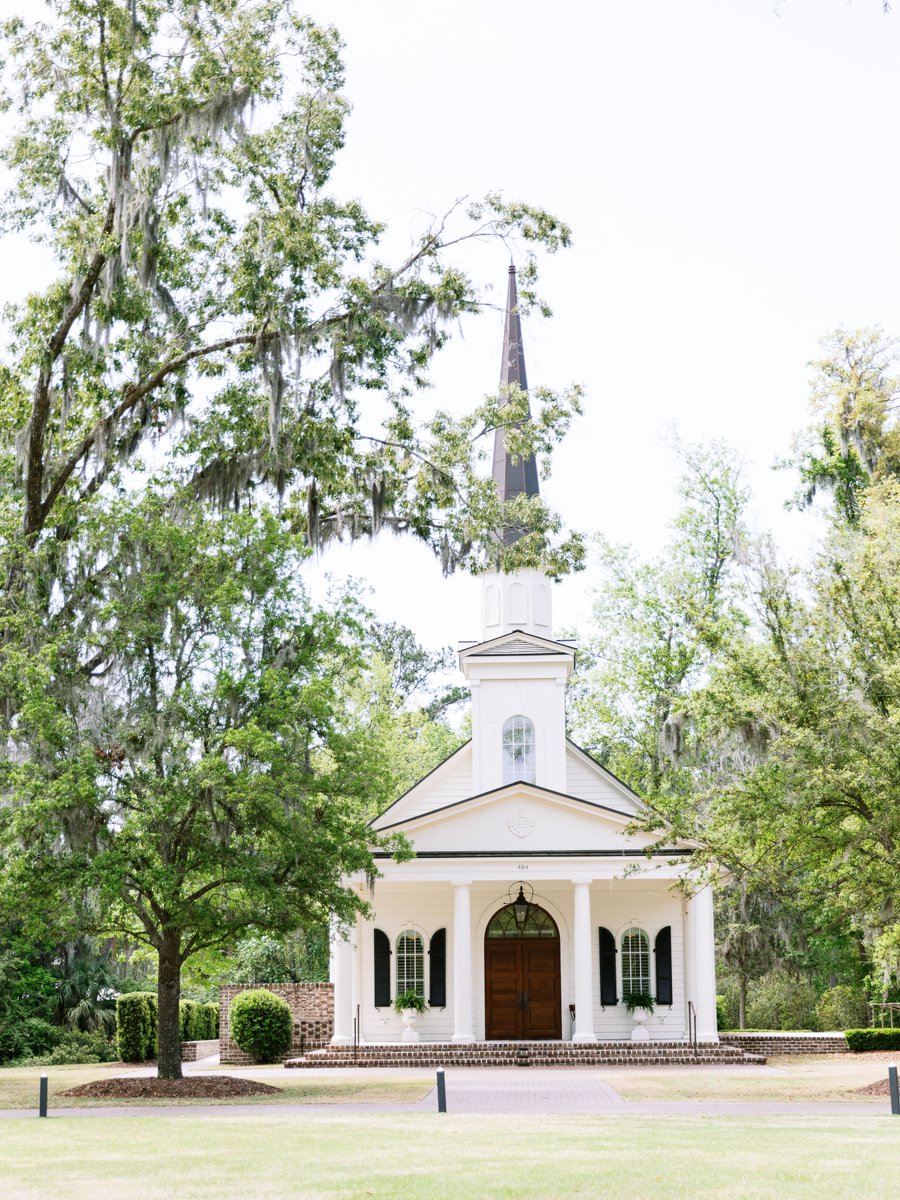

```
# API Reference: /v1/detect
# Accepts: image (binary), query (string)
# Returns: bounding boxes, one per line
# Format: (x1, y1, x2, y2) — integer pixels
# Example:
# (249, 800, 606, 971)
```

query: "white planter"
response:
(630, 1008, 651, 1042)
(400, 1008, 420, 1043)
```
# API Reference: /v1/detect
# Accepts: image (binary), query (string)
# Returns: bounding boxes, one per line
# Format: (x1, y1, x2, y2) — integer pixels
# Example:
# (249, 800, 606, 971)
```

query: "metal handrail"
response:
(687, 1001, 698, 1053)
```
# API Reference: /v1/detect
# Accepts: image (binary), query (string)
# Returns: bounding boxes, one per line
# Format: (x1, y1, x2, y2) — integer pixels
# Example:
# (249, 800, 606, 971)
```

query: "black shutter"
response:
(373, 928, 391, 1007)
(655, 926, 673, 1005)
(429, 928, 447, 1007)
(599, 926, 618, 1006)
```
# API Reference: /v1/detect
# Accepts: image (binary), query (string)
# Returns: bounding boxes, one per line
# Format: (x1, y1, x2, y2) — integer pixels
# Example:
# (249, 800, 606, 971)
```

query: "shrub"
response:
(19, 1018, 64, 1057)
(179, 999, 206, 1042)
(845, 1028, 900, 1052)
(230, 989, 292, 1062)
(745, 970, 818, 1031)
(716, 995, 729, 1031)
(203, 1003, 220, 1039)
(815, 985, 869, 1032)
(17, 1030, 118, 1066)
(116, 992, 157, 1062)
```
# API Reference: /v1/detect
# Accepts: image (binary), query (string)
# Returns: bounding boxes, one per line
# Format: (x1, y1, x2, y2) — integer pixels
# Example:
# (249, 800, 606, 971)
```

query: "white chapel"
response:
(329, 268, 719, 1047)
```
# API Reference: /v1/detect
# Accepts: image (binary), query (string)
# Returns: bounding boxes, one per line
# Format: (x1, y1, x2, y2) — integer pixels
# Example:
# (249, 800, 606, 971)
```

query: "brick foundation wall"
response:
(720, 1032, 848, 1055)
(181, 1038, 220, 1062)
(219, 983, 334, 1065)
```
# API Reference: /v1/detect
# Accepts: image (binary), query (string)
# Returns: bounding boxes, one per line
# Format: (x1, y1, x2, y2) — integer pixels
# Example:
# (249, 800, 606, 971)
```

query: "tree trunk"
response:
(157, 930, 183, 1080)
(738, 974, 747, 1030)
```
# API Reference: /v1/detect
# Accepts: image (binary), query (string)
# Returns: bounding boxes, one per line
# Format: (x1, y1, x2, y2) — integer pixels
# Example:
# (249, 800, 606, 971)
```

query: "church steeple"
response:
(479, 266, 553, 643)
(492, 265, 540, 544)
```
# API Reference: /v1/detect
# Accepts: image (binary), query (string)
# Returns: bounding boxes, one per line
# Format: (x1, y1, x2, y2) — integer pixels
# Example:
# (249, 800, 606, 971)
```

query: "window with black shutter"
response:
(373, 928, 391, 1007)
(655, 926, 673, 1005)
(598, 926, 618, 1006)
(429, 928, 447, 1007)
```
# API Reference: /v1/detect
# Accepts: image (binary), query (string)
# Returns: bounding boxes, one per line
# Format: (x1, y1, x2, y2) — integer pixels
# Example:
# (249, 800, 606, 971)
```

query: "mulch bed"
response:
(854, 1077, 898, 1097)
(59, 1076, 282, 1100)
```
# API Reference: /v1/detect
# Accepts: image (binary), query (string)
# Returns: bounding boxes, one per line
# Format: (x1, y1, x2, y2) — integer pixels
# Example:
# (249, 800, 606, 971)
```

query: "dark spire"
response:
(492, 266, 540, 545)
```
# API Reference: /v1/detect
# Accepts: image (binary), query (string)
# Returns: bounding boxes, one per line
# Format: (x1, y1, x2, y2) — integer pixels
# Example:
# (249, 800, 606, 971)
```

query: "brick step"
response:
(284, 1040, 766, 1069)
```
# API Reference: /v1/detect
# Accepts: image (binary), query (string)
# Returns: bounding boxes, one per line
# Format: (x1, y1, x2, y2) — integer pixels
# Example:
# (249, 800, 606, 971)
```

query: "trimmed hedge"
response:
(179, 999, 219, 1041)
(204, 1002, 220, 1039)
(116, 992, 157, 1062)
(230, 988, 292, 1062)
(845, 1027, 900, 1052)
(117, 993, 220, 1060)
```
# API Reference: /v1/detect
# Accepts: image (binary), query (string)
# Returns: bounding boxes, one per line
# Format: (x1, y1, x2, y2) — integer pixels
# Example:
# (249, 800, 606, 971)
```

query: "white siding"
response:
(565, 746, 640, 815)
(373, 744, 473, 827)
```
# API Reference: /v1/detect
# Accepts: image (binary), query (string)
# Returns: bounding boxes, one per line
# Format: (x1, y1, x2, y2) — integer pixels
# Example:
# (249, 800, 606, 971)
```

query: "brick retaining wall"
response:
(219, 983, 334, 1065)
(720, 1031, 848, 1055)
(181, 1038, 220, 1062)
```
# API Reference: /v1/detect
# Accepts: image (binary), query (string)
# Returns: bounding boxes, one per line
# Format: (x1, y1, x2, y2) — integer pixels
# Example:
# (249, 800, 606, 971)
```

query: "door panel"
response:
(522, 940, 561, 1038)
(485, 937, 561, 1040)
(485, 942, 523, 1038)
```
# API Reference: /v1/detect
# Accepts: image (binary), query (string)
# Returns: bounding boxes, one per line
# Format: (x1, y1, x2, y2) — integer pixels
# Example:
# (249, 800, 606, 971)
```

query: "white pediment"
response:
(375, 782, 664, 855)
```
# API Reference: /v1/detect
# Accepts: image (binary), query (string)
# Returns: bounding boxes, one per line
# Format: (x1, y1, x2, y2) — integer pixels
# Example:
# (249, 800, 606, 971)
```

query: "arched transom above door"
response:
(484, 900, 561, 1039)
(486, 902, 559, 939)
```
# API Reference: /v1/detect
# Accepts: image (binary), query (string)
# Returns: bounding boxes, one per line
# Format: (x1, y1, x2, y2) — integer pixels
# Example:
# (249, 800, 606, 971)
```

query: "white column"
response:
(683, 896, 697, 1042)
(688, 885, 719, 1042)
(330, 922, 353, 1045)
(350, 915, 363, 1045)
(452, 882, 475, 1043)
(572, 879, 597, 1042)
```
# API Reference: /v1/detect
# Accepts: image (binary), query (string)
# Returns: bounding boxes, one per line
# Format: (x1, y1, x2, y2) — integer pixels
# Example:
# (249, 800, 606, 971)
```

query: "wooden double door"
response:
(484, 937, 561, 1040)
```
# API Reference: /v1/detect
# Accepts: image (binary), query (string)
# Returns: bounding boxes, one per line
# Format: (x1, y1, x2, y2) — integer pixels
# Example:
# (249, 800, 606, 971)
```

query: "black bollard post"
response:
(436, 1067, 447, 1113)
(38, 1074, 48, 1118)
(889, 1064, 899, 1116)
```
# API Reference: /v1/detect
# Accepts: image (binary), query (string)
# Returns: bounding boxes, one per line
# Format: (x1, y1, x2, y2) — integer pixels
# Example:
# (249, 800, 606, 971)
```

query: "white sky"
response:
(5, 0, 900, 651)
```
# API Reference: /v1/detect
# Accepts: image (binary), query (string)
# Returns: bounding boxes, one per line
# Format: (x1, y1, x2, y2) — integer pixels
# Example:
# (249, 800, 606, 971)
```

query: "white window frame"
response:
(395, 928, 425, 1001)
(619, 926, 652, 997)
(502, 714, 536, 785)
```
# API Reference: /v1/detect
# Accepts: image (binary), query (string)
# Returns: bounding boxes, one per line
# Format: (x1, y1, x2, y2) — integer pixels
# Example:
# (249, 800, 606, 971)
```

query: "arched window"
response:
(486, 903, 558, 939)
(621, 927, 650, 997)
(396, 930, 424, 1000)
(503, 715, 535, 784)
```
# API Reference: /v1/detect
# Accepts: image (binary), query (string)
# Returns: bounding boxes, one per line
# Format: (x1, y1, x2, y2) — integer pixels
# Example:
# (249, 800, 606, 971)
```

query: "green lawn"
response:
(0, 1064, 431, 1109)
(3, 1112, 899, 1199)
(606, 1053, 892, 1103)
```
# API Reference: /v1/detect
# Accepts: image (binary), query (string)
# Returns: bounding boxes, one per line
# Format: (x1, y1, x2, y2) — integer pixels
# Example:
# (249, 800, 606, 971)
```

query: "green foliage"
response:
(0, 938, 56, 1063)
(569, 438, 747, 796)
(393, 989, 427, 1015)
(17, 1029, 117, 1067)
(744, 971, 818, 1032)
(623, 991, 655, 1015)
(716, 994, 733, 1031)
(226, 930, 330, 986)
(844, 1028, 900, 1052)
(116, 992, 157, 1063)
(790, 328, 900, 524)
(178, 998, 218, 1041)
(0, 0, 580, 573)
(204, 1003, 220, 1040)
(230, 988, 293, 1062)
(53, 939, 117, 1034)
(815, 986, 869, 1032)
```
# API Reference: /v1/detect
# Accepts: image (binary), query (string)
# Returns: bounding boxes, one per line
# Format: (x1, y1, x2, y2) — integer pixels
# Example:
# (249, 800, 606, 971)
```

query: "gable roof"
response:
(565, 737, 644, 808)
(460, 628, 575, 662)
(374, 779, 637, 835)
(368, 739, 472, 830)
